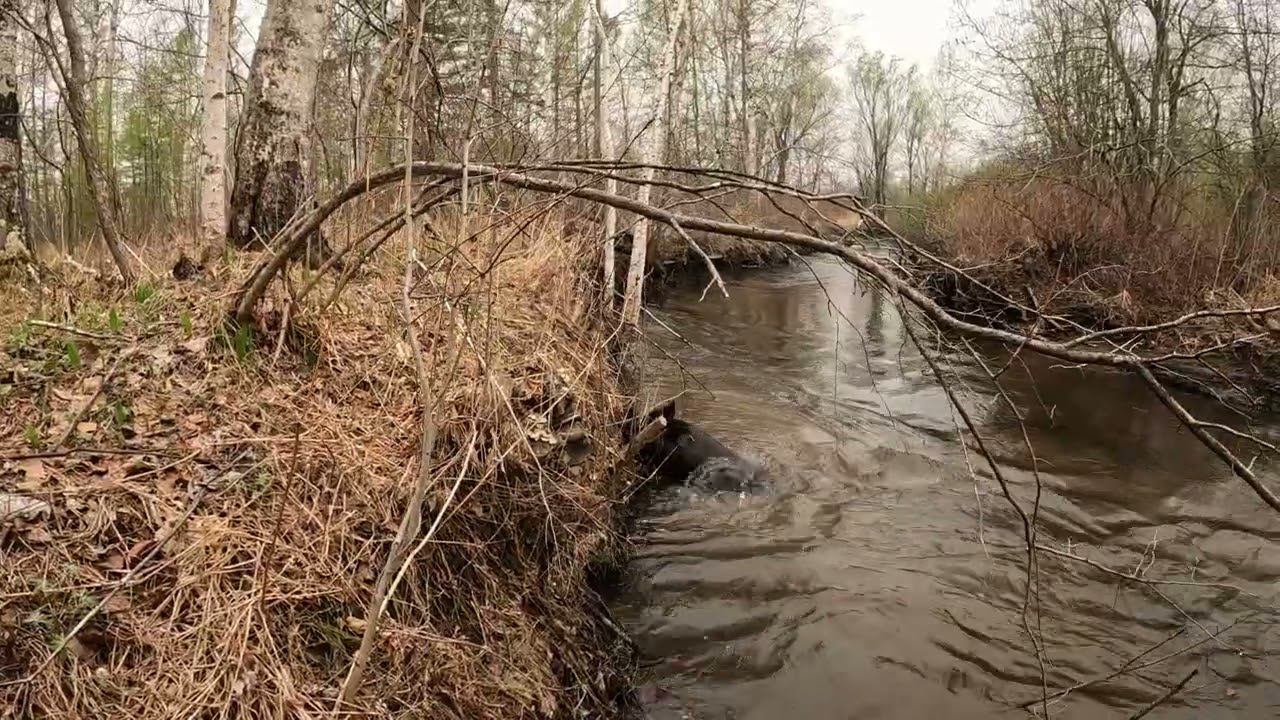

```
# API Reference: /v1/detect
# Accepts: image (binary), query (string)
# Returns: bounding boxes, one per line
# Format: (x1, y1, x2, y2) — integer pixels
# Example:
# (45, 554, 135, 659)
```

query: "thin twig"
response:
(53, 355, 125, 449)
(28, 319, 116, 341)
(1036, 543, 1257, 597)
(1127, 667, 1199, 719)
(381, 431, 478, 613)
(336, 193, 450, 708)
(1, 446, 176, 461)
(898, 304, 1050, 717)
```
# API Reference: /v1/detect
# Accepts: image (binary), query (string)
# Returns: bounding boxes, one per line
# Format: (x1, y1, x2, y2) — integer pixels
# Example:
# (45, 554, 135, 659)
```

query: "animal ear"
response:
(644, 399, 676, 423)
(641, 398, 677, 428)
(658, 399, 676, 422)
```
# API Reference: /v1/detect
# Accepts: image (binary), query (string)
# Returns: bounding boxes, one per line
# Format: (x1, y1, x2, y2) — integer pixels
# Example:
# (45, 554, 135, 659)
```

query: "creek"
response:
(614, 254, 1280, 719)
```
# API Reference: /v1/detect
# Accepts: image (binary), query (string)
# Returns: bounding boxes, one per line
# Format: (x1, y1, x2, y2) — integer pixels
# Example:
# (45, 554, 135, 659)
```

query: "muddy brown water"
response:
(613, 255, 1280, 719)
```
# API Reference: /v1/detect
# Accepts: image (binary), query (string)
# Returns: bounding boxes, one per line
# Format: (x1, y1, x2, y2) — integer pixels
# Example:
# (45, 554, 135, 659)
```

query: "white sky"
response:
(829, 0, 956, 71)
(238, 0, 961, 70)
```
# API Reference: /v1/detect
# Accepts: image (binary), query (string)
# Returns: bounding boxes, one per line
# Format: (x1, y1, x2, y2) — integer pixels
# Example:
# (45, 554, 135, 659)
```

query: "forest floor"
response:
(0, 213, 643, 718)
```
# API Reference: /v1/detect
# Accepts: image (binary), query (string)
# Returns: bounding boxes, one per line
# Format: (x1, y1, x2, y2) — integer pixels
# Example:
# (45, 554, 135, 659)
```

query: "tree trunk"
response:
(199, 0, 235, 252)
(94, 0, 117, 189)
(0, 0, 22, 252)
(354, 36, 399, 178)
(621, 0, 688, 327)
(737, 0, 753, 175)
(228, 0, 333, 248)
(593, 0, 617, 307)
(53, 0, 133, 282)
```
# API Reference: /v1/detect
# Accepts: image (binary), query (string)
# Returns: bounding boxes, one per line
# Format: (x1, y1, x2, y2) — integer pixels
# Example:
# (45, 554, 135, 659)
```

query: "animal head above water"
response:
(634, 400, 763, 491)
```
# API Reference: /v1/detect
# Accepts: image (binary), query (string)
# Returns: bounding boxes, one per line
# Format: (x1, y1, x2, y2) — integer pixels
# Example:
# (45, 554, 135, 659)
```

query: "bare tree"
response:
(228, 0, 333, 249)
(53, 0, 133, 282)
(735, 0, 756, 176)
(621, 0, 689, 327)
(198, 0, 234, 253)
(849, 52, 910, 207)
(593, 0, 618, 304)
(903, 78, 931, 196)
(0, 0, 21, 252)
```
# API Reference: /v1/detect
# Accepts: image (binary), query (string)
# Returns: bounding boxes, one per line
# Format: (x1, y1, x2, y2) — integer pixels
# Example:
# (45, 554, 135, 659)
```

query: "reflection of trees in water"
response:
(865, 288, 885, 356)
(970, 348, 1253, 500)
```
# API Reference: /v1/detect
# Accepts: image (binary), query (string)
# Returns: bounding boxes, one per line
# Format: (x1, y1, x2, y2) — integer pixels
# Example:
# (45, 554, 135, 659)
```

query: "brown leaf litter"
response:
(0, 213, 637, 718)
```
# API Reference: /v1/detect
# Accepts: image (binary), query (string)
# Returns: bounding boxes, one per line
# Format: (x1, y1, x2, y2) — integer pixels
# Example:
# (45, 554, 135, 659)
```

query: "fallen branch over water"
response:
(232, 160, 1280, 514)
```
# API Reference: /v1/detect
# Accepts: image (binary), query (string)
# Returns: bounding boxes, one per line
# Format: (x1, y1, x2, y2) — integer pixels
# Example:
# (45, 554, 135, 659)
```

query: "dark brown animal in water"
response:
(632, 400, 764, 491)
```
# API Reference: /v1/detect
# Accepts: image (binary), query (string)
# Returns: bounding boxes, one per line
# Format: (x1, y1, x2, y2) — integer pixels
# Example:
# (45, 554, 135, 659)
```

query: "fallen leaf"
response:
(344, 616, 368, 633)
(126, 538, 156, 563)
(16, 458, 48, 489)
(24, 526, 53, 543)
(148, 347, 174, 370)
(51, 388, 77, 403)
(154, 474, 178, 498)
(76, 421, 99, 434)
(66, 637, 94, 661)
(103, 595, 131, 613)
(180, 336, 209, 355)
(99, 552, 125, 571)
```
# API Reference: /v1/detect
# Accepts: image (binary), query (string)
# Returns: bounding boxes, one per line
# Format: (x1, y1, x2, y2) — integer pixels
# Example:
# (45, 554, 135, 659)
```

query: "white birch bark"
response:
(228, 0, 334, 248)
(592, 0, 618, 306)
(0, 0, 22, 252)
(621, 0, 688, 327)
(198, 0, 234, 249)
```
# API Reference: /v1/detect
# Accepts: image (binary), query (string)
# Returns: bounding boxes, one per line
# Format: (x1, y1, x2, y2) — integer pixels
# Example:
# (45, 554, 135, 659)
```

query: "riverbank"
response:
(647, 191, 862, 272)
(915, 174, 1280, 407)
(0, 216, 636, 718)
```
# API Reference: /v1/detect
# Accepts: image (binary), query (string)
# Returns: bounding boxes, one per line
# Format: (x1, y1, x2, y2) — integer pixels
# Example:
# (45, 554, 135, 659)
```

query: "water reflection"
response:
(616, 256, 1280, 719)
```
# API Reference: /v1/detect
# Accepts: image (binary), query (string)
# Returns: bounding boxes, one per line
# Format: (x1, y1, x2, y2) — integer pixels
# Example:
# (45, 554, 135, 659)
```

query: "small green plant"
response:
(111, 399, 132, 427)
(179, 311, 193, 337)
(70, 590, 96, 615)
(134, 283, 156, 305)
(233, 324, 254, 361)
(8, 321, 31, 350)
(107, 308, 123, 333)
(250, 470, 272, 494)
(63, 340, 81, 369)
(23, 424, 41, 448)
(23, 608, 52, 633)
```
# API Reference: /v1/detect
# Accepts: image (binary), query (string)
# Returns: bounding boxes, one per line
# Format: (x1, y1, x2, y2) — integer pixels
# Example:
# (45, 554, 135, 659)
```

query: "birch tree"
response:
(621, 0, 689, 327)
(228, 0, 333, 248)
(54, 0, 133, 282)
(593, 0, 617, 303)
(198, 0, 234, 251)
(0, 0, 21, 252)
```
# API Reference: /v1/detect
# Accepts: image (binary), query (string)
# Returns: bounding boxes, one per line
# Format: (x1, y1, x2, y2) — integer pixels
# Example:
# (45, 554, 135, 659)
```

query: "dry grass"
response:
(926, 171, 1280, 329)
(0, 209, 634, 718)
